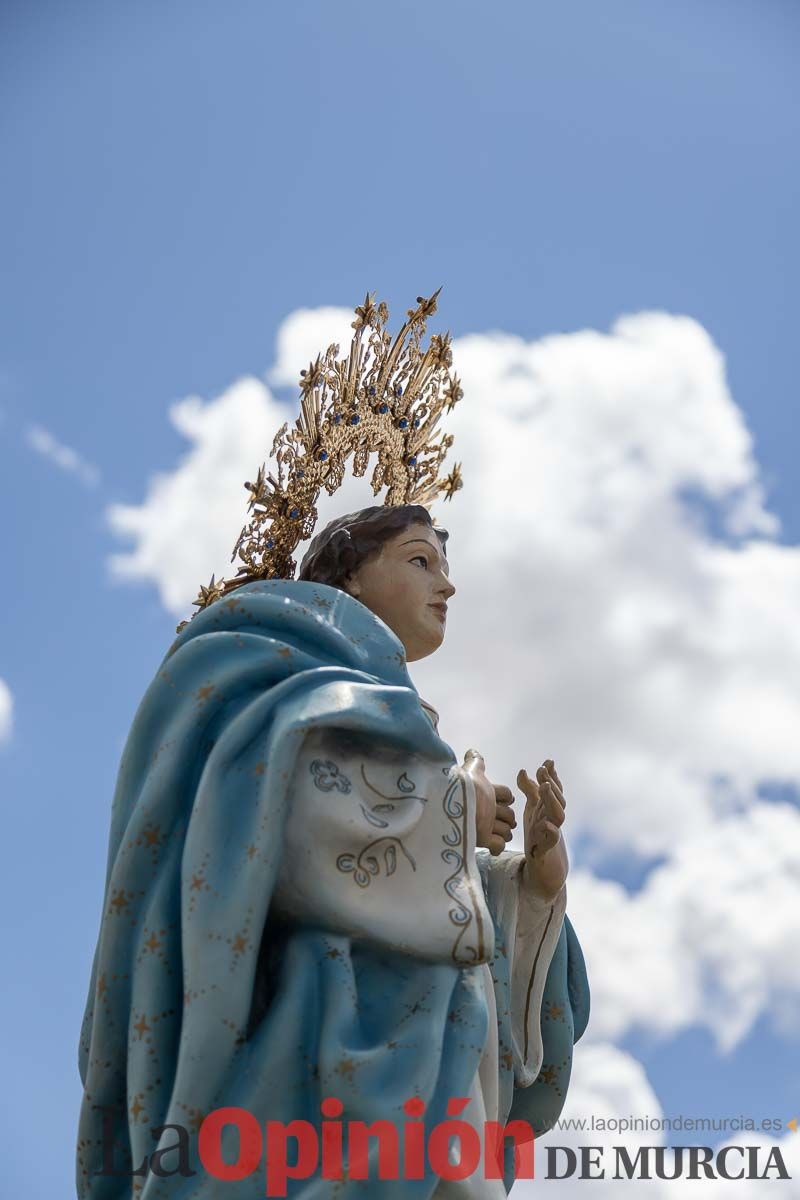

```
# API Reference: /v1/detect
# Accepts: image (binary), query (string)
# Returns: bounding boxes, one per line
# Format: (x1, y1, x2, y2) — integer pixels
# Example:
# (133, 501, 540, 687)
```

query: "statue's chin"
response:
(405, 626, 446, 664)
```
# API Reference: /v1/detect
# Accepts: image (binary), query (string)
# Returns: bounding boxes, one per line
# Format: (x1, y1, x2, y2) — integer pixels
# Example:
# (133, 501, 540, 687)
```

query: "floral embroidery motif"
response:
(310, 759, 352, 794)
(337, 838, 416, 888)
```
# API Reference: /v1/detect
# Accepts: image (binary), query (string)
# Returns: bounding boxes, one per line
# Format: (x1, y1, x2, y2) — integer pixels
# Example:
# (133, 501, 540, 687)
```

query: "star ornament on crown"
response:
(179, 288, 465, 631)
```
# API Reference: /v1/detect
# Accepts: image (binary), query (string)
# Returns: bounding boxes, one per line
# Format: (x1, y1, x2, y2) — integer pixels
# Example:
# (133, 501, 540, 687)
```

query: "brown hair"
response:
(298, 504, 448, 590)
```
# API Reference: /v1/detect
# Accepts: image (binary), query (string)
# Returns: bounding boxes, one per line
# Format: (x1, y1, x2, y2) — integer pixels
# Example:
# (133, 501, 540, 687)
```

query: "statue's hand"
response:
(517, 759, 568, 897)
(518, 759, 565, 858)
(463, 749, 516, 856)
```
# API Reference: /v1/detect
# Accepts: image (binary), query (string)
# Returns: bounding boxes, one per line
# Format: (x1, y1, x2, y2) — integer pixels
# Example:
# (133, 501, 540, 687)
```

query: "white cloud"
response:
(107, 379, 283, 613)
(267, 305, 360, 389)
(26, 423, 100, 486)
(105, 306, 800, 855)
(0, 678, 12, 743)
(566, 800, 800, 1050)
(105, 301, 800, 1053)
(412, 314, 796, 859)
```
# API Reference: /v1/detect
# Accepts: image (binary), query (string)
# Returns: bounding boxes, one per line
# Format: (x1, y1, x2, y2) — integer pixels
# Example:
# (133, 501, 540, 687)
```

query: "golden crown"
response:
(179, 287, 464, 631)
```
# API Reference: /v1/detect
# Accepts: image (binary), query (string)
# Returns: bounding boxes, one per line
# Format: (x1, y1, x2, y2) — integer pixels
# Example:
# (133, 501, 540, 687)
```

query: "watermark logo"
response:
(92, 1102, 794, 1191)
(93, 1096, 534, 1195)
(545, 1144, 789, 1181)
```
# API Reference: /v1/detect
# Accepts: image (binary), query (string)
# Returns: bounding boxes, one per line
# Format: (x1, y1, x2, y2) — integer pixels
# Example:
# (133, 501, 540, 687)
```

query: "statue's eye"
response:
(410, 555, 429, 569)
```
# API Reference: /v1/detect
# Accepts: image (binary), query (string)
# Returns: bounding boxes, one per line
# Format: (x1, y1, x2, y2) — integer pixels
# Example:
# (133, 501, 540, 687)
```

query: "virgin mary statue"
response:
(77, 291, 589, 1198)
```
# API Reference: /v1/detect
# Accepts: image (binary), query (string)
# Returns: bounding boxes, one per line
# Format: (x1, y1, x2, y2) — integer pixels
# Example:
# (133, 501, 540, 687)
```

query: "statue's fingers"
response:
(493, 820, 514, 843)
(543, 782, 565, 825)
(516, 768, 539, 805)
(495, 802, 516, 828)
(545, 759, 563, 793)
(534, 787, 554, 825)
(488, 832, 506, 856)
(545, 770, 566, 809)
(463, 748, 486, 777)
(494, 784, 515, 805)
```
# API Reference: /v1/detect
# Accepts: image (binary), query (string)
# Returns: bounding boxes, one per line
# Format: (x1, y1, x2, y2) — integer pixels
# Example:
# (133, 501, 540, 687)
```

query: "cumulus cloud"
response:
(105, 302, 800, 1051)
(26, 423, 100, 486)
(414, 313, 795, 862)
(107, 379, 287, 613)
(105, 304, 800, 856)
(268, 305, 358, 389)
(0, 678, 12, 743)
(566, 800, 800, 1050)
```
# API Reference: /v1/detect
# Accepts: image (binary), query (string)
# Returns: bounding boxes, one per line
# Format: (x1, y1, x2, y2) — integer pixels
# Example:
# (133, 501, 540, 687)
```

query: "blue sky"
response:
(1, 1, 798, 1194)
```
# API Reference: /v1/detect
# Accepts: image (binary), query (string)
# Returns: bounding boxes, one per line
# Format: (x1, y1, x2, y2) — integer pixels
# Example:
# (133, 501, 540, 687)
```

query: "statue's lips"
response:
(429, 603, 448, 622)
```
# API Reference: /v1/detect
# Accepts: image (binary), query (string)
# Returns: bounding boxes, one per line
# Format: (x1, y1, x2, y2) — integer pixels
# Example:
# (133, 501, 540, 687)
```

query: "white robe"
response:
(271, 720, 566, 1194)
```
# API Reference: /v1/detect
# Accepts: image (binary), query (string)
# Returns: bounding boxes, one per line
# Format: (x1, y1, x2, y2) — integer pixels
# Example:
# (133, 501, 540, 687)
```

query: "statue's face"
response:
(345, 522, 456, 662)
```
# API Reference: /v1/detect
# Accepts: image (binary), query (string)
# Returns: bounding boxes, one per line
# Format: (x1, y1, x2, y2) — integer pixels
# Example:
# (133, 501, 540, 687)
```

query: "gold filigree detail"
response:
(179, 288, 464, 629)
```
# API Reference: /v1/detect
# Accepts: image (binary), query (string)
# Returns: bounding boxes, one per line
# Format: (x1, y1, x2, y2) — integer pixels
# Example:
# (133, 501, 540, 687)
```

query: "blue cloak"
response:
(77, 581, 589, 1197)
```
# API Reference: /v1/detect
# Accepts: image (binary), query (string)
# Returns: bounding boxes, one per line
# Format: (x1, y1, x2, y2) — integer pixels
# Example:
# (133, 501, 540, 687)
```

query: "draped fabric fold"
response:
(77, 580, 588, 1198)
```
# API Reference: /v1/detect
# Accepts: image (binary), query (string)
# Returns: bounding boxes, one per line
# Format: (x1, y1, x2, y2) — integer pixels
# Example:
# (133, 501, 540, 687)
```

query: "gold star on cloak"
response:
(337, 1058, 356, 1080)
(134, 1015, 152, 1040)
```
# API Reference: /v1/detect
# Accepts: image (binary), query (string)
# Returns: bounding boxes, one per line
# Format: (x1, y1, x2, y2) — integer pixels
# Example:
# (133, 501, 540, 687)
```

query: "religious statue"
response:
(77, 289, 590, 1198)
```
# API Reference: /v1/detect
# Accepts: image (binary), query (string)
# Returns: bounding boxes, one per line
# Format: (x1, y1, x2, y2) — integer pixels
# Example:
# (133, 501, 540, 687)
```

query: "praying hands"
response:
(465, 751, 569, 901)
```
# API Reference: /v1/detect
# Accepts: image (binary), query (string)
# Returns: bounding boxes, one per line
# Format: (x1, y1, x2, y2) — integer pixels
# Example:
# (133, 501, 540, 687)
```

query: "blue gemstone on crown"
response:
(266, 539, 275, 549)
(395, 385, 403, 396)
(413, 419, 420, 427)
(368, 385, 376, 396)
(408, 455, 417, 465)
(350, 414, 360, 425)
(289, 508, 300, 519)
(318, 449, 328, 461)
(333, 414, 342, 424)
(398, 418, 409, 429)
(379, 404, 389, 413)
